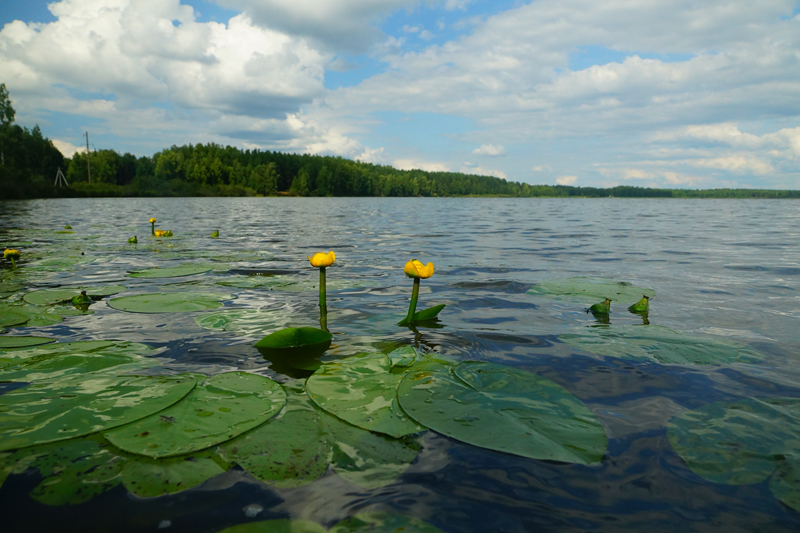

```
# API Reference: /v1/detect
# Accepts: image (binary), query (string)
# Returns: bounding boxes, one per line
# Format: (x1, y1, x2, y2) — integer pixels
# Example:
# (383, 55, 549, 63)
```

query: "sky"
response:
(1, 0, 799, 189)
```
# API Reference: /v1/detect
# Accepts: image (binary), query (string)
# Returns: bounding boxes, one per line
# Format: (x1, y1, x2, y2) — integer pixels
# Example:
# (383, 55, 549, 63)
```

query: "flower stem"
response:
(151, 222, 155, 236)
(405, 278, 420, 325)
(319, 266, 327, 309)
(10, 258, 17, 269)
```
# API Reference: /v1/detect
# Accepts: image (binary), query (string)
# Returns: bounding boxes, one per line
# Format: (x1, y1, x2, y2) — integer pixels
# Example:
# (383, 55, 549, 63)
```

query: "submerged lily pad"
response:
(105, 372, 286, 458)
(108, 292, 233, 313)
(560, 325, 764, 365)
(306, 352, 425, 438)
(0, 373, 198, 451)
(398, 361, 607, 464)
(528, 277, 656, 302)
(127, 266, 213, 278)
(668, 397, 800, 486)
(23, 285, 127, 306)
(0, 336, 55, 349)
(218, 382, 331, 488)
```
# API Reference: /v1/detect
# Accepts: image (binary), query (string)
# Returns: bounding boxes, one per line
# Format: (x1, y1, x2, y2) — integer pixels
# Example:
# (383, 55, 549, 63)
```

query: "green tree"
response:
(289, 167, 310, 196)
(0, 83, 14, 127)
(248, 163, 278, 195)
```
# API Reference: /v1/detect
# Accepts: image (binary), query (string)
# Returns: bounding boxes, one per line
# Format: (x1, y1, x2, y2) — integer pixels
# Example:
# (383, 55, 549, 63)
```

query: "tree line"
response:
(1, 85, 798, 200)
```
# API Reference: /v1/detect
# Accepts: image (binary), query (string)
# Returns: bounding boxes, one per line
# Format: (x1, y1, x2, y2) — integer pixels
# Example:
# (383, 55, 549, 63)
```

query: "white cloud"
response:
(556, 176, 578, 185)
(402, 25, 420, 33)
(693, 155, 774, 175)
(419, 30, 433, 41)
(394, 158, 450, 172)
(472, 143, 505, 156)
(51, 139, 85, 157)
(461, 163, 506, 179)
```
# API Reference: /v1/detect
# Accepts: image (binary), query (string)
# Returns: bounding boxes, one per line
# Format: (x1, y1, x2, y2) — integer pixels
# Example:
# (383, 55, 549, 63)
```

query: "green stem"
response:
(319, 267, 327, 309)
(405, 278, 420, 325)
(10, 258, 17, 269)
(151, 222, 155, 236)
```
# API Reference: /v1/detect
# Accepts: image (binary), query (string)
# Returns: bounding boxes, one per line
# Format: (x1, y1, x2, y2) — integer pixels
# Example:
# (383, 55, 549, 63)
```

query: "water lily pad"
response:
(218, 382, 331, 488)
(108, 292, 233, 313)
(0, 308, 31, 327)
(0, 340, 159, 361)
(668, 397, 800, 485)
(0, 305, 64, 327)
(306, 352, 425, 438)
(0, 373, 198, 451)
(105, 372, 287, 458)
(216, 520, 326, 533)
(0, 351, 160, 383)
(528, 277, 656, 302)
(398, 304, 446, 326)
(23, 285, 127, 305)
(120, 455, 227, 498)
(195, 308, 296, 337)
(0, 336, 55, 349)
(26, 255, 95, 271)
(255, 327, 332, 351)
(330, 512, 444, 533)
(127, 266, 213, 278)
(398, 360, 607, 464)
(769, 457, 800, 513)
(387, 346, 418, 368)
(560, 325, 764, 365)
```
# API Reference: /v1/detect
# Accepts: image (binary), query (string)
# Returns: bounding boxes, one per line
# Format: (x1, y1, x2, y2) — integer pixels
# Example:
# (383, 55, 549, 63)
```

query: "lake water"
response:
(1, 197, 800, 532)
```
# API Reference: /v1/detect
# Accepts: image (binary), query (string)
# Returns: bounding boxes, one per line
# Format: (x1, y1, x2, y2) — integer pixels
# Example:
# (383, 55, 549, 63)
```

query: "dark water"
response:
(1, 197, 799, 532)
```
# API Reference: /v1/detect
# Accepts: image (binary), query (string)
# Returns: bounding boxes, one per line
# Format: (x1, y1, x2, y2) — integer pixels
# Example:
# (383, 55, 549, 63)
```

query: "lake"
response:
(1, 197, 799, 532)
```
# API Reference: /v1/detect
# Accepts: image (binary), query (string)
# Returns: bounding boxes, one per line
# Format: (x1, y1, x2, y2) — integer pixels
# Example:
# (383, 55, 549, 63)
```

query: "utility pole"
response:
(85, 131, 91, 184)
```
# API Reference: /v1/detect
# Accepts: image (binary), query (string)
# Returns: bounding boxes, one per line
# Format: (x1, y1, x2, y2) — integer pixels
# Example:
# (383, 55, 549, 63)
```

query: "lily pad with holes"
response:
(0, 336, 55, 349)
(127, 266, 213, 278)
(528, 277, 656, 302)
(398, 360, 607, 464)
(23, 285, 127, 306)
(218, 382, 331, 488)
(0, 373, 199, 451)
(560, 325, 764, 365)
(108, 292, 233, 313)
(306, 351, 426, 438)
(105, 372, 286, 458)
(667, 397, 800, 486)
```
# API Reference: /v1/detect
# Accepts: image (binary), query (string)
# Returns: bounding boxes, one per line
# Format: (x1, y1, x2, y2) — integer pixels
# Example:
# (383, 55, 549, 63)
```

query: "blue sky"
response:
(1, 0, 799, 189)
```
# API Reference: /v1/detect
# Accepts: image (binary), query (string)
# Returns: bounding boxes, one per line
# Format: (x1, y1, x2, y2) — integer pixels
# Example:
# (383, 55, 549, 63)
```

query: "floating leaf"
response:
(26, 255, 95, 271)
(105, 372, 286, 458)
(398, 361, 607, 464)
(528, 277, 656, 302)
(667, 397, 800, 485)
(215, 520, 326, 533)
(254, 327, 332, 352)
(397, 304, 446, 326)
(306, 352, 425, 438)
(0, 340, 158, 361)
(120, 455, 226, 498)
(560, 325, 764, 365)
(218, 383, 330, 488)
(127, 266, 213, 278)
(23, 285, 126, 306)
(0, 336, 55, 349)
(0, 304, 64, 327)
(0, 308, 32, 327)
(0, 373, 198, 451)
(330, 512, 444, 533)
(108, 292, 233, 313)
(387, 346, 418, 368)
(0, 351, 160, 383)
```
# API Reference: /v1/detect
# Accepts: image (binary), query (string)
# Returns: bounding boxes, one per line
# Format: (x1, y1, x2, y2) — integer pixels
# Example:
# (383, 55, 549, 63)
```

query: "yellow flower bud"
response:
(404, 259, 434, 279)
(149, 218, 157, 223)
(4, 248, 21, 261)
(308, 251, 335, 267)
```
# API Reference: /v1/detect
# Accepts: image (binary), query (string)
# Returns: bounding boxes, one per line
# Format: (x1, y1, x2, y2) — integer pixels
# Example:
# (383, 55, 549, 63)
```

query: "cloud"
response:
(211, 0, 422, 53)
(556, 176, 578, 185)
(51, 139, 85, 158)
(419, 30, 433, 41)
(472, 143, 505, 156)
(461, 162, 506, 179)
(692, 155, 774, 175)
(394, 158, 450, 172)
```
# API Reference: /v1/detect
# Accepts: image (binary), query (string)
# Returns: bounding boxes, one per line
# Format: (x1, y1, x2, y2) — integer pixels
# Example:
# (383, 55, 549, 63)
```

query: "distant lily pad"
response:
(0, 373, 198, 451)
(528, 277, 656, 302)
(218, 382, 331, 488)
(398, 361, 607, 464)
(127, 266, 213, 278)
(108, 292, 233, 313)
(23, 285, 127, 306)
(560, 325, 764, 365)
(0, 336, 55, 349)
(0, 305, 63, 327)
(26, 256, 95, 271)
(306, 352, 426, 438)
(105, 372, 287, 458)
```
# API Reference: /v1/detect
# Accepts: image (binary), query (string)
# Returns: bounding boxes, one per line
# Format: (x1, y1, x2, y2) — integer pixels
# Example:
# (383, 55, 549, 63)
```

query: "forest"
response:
(1, 85, 798, 200)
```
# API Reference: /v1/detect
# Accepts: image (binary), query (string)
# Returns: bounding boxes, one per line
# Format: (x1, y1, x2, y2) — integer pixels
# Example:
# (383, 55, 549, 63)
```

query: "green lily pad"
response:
(0, 373, 198, 451)
(23, 285, 127, 305)
(0, 351, 160, 383)
(330, 512, 444, 533)
(387, 346, 418, 368)
(0, 336, 55, 349)
(560, 325, 764, 365)
(326, 414, 421, 489)
(108, 292, 233, 313)
(0, 309, 31, 327)
(769, 457, 800, 513)
(0, 304, 65, 327)
(120, 455, 227, 498)
(105, 372, 287, 458)
(398, 361, 607, 464)
(196, 308, 297, 338)
(215, 520, 326, 533)
(397, 304, 446, 326)
(528, 277, 656, 302)
(218, 382, 330, 488)
(0, 340, 159, 361)
(26, 256, 95, 271)
(127, 266, 213, 278)
(667, 397, 800, 485)
(306, 352, 425, 438)
(254, 327, 332, 352)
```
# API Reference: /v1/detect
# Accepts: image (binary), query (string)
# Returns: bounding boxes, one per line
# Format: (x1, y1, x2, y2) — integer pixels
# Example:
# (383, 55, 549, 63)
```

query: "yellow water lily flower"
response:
(149, 218, 157, 223)
(4, 249, 20, 261)
(404, 259, 434, 279)
(308, 251, 335, 268)
(154, 229, 166, 237)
